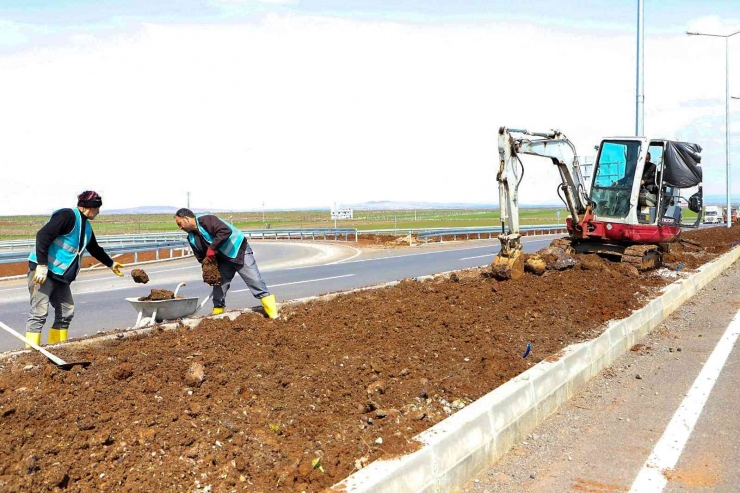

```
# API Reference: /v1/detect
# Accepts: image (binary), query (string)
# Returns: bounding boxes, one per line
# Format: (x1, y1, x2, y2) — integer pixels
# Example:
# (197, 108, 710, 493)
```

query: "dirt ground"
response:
(0, 225, 737, 492)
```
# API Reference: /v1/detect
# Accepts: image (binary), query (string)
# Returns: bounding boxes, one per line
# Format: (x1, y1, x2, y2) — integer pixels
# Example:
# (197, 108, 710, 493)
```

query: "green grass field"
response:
(0, 207, 699, 240)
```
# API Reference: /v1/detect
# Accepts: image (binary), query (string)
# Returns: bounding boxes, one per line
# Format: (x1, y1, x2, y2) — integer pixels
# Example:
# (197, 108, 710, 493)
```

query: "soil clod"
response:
(202, 258, 221, 286)
(131, 269, 149, 284)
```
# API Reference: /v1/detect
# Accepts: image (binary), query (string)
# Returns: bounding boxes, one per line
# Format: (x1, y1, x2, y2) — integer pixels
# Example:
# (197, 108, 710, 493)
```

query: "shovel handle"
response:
(0, 321, 69, 366)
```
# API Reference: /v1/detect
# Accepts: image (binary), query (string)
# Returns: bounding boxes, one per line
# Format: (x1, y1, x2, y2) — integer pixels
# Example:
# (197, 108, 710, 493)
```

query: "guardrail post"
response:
(156, 249, 160, 261)
(134, 251, 139, 263)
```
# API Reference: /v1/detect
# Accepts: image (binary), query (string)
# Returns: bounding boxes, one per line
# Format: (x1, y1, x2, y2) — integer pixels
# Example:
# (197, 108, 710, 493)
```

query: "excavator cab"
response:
(493, 128, 703, 280)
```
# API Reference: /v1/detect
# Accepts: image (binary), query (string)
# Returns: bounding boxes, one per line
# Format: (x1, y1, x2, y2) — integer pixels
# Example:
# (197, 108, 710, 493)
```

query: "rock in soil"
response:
(202, 258, 221, 286)
(138, 289, 175, 301)
(131, 269, 149, 284)
(524, 254, 547, 275)
(185, 362, 205, 387)
(537, 246, 577, 271)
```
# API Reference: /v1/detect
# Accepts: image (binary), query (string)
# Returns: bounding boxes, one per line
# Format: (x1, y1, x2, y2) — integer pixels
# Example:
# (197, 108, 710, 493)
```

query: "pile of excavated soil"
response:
(0, 225, 736, 492)
(202, 258, 221, 286)
(138, 289, 175, 301)
(354, 234, 406, 248)
(658, 224, 740, 270)
(131, 269, 149, 284)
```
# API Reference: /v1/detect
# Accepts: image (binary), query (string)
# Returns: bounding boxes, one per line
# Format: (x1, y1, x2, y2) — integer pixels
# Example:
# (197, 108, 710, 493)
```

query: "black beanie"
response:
(77, 191, 103, 208)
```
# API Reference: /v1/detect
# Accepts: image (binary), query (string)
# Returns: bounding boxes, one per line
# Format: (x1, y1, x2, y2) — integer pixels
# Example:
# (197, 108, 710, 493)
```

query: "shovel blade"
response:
(55, 361, 92, 371)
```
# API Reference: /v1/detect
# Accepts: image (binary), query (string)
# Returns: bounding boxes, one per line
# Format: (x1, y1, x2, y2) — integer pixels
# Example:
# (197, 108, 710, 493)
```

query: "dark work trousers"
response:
(26, 271, 75, 333)
(212, 251, 270, 308)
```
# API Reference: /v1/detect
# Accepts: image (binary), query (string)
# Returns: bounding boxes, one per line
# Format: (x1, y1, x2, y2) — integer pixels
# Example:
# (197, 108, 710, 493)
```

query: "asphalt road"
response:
(0, 236, 555, 351)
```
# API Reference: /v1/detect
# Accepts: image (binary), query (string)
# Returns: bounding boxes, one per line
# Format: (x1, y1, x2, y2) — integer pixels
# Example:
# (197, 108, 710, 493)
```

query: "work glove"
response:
(111, 262, 125, 277)
(33, 265, 48, 285)
(205, 247, 217, 261)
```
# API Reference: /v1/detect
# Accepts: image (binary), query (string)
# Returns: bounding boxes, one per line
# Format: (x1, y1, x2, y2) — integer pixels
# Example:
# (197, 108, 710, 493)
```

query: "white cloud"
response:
(0, 14, 736, 215)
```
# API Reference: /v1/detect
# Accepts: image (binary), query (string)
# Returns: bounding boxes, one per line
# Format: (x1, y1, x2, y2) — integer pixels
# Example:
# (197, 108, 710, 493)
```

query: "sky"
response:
(1, 0, 739, 215)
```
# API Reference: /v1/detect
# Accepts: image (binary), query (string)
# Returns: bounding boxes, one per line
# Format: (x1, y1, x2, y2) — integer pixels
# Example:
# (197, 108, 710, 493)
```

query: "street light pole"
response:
(636, 0, 644, 136)
(687, 29, 740, 228)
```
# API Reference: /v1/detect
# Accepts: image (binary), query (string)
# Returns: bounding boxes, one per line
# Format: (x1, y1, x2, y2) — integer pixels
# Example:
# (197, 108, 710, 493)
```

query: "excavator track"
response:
(621, 244, 662, 271)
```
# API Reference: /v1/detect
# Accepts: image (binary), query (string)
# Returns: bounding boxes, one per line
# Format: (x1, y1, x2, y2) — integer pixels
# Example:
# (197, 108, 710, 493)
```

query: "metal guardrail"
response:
(0, 224, 566, 264)
(0, 233, 186, 252)
(242, 228, 358, 241)
(359, 224, 569, 241)
(0, 229, 359, 253)
(0, 229, 360, 264)
(0, 240, 192, 265)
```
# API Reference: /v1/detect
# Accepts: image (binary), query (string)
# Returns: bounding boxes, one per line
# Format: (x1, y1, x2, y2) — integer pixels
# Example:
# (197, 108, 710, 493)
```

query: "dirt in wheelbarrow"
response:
(0, 225, 735, 493)
(138, 289, 175, 301)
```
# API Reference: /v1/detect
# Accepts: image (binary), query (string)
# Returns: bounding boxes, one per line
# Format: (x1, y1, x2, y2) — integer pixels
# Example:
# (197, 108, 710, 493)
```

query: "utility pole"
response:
(262, 201, 265, 223)
(687, 29, 740, 228)
(635, 0, 644, 136)
(187, 192, 190, 209)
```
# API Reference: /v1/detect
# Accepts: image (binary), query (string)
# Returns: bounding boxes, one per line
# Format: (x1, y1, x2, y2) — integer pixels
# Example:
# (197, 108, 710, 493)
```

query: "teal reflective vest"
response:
(29, 208, 92, 276)
(188, 215, 245, 259)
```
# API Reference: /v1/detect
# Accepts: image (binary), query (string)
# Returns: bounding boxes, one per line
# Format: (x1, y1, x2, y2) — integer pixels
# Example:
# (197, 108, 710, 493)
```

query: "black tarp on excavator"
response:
(662, 142, 703, 188)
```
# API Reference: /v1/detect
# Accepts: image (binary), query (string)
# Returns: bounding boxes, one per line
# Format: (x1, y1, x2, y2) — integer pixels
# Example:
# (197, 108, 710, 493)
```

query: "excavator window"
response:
(591, 140, 642, 218)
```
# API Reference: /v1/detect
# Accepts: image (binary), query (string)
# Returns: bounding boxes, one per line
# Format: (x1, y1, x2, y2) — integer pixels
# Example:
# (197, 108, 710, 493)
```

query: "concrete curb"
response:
(328, 245, 740, 493)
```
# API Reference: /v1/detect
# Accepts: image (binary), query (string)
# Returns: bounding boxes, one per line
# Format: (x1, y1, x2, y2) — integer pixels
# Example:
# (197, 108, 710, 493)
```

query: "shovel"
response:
(0, 321, 91, 371)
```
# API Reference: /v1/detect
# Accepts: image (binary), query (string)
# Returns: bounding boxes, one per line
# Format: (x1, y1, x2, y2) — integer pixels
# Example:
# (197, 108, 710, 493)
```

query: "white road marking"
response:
(460, 253, 495, 260)
(325, 245, 363, 265)
(231, 274, 355, 292)
(629, 309, 740, 493)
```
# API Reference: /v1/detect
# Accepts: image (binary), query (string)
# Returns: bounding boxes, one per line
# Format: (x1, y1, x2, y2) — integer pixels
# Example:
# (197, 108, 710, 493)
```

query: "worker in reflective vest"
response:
(26, 191, 125, 346)
(174, 208, 278, 319)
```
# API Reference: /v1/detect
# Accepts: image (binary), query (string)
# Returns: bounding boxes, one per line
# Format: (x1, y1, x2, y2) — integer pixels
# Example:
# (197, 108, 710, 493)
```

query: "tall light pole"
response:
(636, 0, 644, 136)
(687, 29, 740, 228)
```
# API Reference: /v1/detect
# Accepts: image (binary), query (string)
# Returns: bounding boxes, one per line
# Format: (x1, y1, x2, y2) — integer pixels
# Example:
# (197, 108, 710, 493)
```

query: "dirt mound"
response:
(354, 234, 407, 248)
(202, 258, 221, 286)
(138, 289, 175, 301)
(131, 269, 149, 284)
(0, 224, 734, 492)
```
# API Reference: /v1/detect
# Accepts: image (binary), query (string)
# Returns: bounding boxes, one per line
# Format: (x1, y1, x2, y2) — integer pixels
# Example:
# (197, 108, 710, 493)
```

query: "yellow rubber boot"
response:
(25, 332, 41, 348)
(48, 328, 61, 345)
(212, 307, 225, 315)
(261, 294, 279, 319)
(58, 328, 68, 343)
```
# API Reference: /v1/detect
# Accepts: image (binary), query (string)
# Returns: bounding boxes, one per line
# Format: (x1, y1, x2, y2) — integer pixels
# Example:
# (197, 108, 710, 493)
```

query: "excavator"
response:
(493, 127, 703, 280)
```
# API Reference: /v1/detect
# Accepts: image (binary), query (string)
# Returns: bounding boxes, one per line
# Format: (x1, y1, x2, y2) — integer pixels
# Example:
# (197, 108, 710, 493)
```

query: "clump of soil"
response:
(131, 269, 149, 284)
(202, 258, 221, 286)
(138, 289, 175, 301)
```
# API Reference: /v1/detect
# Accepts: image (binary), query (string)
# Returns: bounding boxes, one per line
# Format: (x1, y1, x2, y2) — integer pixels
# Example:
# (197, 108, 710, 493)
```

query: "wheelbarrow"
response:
(126, 282, 210, 328)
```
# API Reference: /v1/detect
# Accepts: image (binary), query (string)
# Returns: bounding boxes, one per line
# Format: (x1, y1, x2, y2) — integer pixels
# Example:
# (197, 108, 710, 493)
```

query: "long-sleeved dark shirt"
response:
(29, 208, 114, 284)
(189, 215, 247, 266)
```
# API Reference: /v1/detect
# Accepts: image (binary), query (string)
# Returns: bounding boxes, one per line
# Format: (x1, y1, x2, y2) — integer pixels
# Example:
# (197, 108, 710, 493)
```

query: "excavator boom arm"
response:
(497, 126, 591, 236)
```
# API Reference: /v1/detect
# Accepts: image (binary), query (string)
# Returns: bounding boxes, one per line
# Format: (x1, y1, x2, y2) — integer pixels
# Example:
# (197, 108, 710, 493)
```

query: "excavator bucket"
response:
(492, 250, 524, 280)
(493, 233, 524, 280)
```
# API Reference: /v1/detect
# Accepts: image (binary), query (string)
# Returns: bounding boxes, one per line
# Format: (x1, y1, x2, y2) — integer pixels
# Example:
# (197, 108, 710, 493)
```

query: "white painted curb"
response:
(328, 245, 740, 493)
